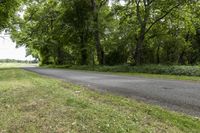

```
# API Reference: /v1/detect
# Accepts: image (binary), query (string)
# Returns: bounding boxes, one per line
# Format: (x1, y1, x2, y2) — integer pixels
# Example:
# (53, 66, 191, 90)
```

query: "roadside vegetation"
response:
(43, 64, 200, 76)
(43, 64, 200, 82)
(0, 65, 200, 132)
(10, 0, 200, 67)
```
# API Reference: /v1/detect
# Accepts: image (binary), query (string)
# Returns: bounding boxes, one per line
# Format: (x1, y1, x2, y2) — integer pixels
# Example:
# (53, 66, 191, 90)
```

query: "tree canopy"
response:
(0, 0, 22, 31)
(9, 0, 200, 65)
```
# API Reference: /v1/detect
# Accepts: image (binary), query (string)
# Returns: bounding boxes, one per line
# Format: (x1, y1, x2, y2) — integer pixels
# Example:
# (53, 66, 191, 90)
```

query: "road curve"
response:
(23, 67, 200, 117)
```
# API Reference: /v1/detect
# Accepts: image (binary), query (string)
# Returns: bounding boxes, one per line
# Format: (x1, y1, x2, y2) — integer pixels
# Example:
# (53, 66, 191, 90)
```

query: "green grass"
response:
(0, 63, 37, 68)
(43, 65, 200, 82)
(111, 72, 200, 82)
(0, 66, 200, 132)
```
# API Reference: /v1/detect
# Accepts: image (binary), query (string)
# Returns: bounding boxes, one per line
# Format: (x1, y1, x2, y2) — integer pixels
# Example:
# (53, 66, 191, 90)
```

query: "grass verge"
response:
(0, 68, 200, 132)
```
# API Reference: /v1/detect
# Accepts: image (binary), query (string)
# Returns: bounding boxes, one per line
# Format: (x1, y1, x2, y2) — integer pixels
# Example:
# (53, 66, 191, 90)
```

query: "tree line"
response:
(9, 0, 200, 66)
(0, 59, 37, 63)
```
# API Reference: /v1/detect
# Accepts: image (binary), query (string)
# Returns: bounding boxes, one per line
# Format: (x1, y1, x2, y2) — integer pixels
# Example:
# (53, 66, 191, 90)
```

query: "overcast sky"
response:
(0, 32, 34, 61)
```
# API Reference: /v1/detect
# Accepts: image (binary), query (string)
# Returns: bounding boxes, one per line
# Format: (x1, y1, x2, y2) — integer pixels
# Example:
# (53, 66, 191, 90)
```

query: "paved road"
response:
(24, 67, 200, 117)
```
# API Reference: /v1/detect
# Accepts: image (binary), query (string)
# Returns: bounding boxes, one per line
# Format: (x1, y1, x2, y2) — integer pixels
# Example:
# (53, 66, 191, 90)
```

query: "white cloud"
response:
(0, 32, 34, 61)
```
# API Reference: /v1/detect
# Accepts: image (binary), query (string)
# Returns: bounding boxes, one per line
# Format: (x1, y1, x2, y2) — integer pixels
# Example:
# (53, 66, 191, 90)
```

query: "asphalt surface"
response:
(23, 67, 200, 117)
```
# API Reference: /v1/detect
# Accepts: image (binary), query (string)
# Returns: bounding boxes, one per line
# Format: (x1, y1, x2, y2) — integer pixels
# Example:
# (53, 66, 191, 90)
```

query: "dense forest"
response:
(3, 0, 200, 65)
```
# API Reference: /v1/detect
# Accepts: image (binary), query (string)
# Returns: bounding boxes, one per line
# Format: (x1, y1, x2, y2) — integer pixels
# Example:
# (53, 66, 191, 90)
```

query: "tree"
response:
(0, 0, 21, 31)
(10, 0, 200, 66)
(91, 0, 108, 65)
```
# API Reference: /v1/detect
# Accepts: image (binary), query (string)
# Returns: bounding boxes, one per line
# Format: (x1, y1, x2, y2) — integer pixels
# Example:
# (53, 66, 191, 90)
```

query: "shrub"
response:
(70, 65, 200, 76)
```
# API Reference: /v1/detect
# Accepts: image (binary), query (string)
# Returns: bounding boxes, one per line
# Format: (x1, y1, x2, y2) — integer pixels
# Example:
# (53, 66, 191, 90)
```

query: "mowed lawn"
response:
(0, 67, 200, 132)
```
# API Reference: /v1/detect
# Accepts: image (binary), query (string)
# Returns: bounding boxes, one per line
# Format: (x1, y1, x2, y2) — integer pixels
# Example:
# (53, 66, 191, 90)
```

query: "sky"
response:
(0, 31, 34, 61)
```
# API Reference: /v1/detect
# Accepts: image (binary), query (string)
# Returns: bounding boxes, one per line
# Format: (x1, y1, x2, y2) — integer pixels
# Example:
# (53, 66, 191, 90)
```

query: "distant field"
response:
(0, 64, 200, 132)
(0, 63, 37, 68)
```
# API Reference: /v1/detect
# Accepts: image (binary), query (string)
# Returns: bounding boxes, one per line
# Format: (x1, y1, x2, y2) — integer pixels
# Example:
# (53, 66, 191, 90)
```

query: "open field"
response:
(0, 63, 37, 68)
(0, 64, 200, 132)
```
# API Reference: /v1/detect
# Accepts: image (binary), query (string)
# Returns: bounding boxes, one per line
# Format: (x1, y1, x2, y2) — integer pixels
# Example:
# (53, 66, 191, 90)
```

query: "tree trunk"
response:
(134, 25, 146, 65)
(91, 0, 105, 65)
(80, 33, 88, 65)
(56, 45, 65, 65)
(156, 43, 161, 64)
(178, 51, 185, 65)
(134, 36, 144, 65)
(134, 0, 148, 65)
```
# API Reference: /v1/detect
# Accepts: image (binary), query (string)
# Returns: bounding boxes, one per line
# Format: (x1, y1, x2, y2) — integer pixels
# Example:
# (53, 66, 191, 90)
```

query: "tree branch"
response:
(135, 0, 143, 26)
(144, 3, 181, 35)
(99, 0, 108, 9)
(146, 0, 154, 6)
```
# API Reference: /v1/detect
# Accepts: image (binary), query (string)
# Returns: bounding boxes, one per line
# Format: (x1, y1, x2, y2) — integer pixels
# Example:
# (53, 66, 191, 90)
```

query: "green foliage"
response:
(0, 0, 22, 31)
(46, 64, 200, 77)
(9, 0, 200, 66)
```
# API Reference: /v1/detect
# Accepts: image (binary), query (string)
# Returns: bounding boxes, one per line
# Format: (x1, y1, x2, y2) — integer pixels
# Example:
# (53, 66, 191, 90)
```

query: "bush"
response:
(46, 64, 200, 77)
(74, 65, 200, 76)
